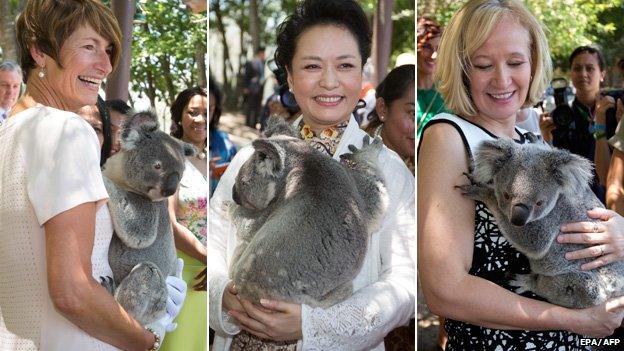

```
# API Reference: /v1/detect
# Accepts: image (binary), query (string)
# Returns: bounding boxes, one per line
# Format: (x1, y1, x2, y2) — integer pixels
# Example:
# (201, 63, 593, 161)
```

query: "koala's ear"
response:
(251, 139, 285, 177)
(181, 141, 197, 157)
(472, 139, 514, 183)
(121, 111, 159, 151)
(263, 116, 298, 138)
(548, 149, 593, 193)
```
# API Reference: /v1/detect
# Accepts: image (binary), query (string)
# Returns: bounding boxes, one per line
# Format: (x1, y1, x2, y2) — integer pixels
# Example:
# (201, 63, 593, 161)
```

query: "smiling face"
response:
(417, 35, 440, 78)
(380, 85, 415, 158)
(0, 70, 22, 110)
(570, 52, 604, 97)
(468, 16, 532, 123)
(40, 25, 113, 112)
(181, 94, 207, 147)
(287, 24, 362, 131)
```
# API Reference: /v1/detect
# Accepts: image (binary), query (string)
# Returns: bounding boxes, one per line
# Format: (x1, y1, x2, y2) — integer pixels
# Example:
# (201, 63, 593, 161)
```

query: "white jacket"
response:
(208, 116, 415, 350)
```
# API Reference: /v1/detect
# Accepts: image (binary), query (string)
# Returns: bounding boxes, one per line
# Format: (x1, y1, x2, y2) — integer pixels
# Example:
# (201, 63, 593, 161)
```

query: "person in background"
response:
(243, 47, 266, 129)
(0, 60, 23, 124)
(540, 46, 617, 203)
(209, 77, 237, 197)
(77, 104, 104, 147)
(416, 17, 447, 141)
(419, 1, 624, 349)
(0, 0, 186, 349)
(162, 86, 208, 351)
(365, 64, 415, 174)
(104, 99, 131, 156)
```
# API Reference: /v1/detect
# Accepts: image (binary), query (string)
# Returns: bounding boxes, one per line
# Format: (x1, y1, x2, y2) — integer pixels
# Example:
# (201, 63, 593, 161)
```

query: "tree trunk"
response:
(158, 55, 176, 106)
(106, 0, 134, 102)
(145, 64, 157, 109)
(0, 0, 18, 62)
(213, 0, 235, 107)
(372, 0, 394, 85)
(249, 0, 260, 54)
(195, 42, 207, 88)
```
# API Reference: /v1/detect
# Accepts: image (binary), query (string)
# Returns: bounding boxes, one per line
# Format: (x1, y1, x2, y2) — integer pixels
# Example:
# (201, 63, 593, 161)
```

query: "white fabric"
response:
(0, 105, 118, 350)
(208, 115, 415, 351)
(515, 107, 542, 136)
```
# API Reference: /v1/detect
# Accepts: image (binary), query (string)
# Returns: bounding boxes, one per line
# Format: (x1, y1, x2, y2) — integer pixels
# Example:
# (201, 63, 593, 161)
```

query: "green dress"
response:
(417, 86, 447, 139)
(160, 159, 207, 351)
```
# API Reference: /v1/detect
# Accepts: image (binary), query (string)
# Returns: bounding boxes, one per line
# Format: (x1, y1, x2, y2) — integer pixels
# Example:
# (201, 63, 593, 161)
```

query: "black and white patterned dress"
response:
(423, 114, 591, 351)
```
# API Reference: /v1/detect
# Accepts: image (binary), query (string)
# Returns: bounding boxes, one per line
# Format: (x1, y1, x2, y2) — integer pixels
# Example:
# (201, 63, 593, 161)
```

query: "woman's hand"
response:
(228, 298, 303, 341)
(222, 281, 245, 314)
(192, 268, 206, 291)
(569, 296, 624, 338)
(595, 93, 615, 125)
(539, 112, 555, 143)
(558, 208, 624, 270)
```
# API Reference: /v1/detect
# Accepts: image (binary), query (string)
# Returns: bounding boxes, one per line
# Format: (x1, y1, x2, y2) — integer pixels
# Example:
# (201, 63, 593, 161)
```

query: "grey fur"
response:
(101, 111, 196, 325)
(229, 116, 388, 308)
(457, 138, 624, 308)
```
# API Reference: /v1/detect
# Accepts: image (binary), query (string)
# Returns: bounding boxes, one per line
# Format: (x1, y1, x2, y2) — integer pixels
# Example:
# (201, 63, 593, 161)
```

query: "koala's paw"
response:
(340, 136, 383, 168)
(100, 276, 116, 295)
(510, 274, 534, 295)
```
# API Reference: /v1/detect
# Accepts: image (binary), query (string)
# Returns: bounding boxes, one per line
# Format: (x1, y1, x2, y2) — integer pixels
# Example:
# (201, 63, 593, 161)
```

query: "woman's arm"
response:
(167, 190, 206, 264)
(45, 202, 156, 351)
(594, 95, 615, 187)
(607, 149, 624, 213)
(418, 123, 624, 338)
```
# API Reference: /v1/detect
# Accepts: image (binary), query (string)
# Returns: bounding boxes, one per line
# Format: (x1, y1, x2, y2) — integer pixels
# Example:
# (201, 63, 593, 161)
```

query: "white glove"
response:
(165, 258, 187, 330)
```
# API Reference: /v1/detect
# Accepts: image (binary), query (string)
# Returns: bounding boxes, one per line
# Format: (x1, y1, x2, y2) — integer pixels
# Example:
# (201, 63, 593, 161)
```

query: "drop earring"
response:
(38, 67, 46, 78)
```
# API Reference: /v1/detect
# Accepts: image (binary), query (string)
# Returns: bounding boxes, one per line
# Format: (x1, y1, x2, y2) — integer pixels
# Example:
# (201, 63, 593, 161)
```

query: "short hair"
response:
(0, 60, 23, 78)
(435, 0, 552, 117)
(417, 17, 442, 51)
(274, 0, 371, 72)
(170, 86, 208, 140)
(15, 0, 122, 82)
(208, 76, 223, 130)
(104, 99, 132, 116)
(569, 46, 605, 71)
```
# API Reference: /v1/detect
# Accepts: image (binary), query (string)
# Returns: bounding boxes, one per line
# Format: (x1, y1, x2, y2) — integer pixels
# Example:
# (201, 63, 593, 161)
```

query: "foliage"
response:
(418, 0, 623, 72)
(130, 0, 206, 107)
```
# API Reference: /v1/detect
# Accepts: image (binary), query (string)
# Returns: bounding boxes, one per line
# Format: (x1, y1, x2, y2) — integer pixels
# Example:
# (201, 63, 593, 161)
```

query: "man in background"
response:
(243, 47, 266, 129)
(0, 60, 23, 125)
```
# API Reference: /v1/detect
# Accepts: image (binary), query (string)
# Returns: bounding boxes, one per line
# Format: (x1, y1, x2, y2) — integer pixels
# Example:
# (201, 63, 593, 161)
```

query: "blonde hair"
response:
(16, 0, 122, 82)
(435, 0, 552, 117)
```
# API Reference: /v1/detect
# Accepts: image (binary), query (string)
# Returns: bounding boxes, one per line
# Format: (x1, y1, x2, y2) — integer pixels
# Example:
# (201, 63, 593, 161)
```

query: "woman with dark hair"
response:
(208, 0, 415, 350)
(366, 64, 415, 174)
(207, 78, 237, 197)
(162, 86, 209, 351)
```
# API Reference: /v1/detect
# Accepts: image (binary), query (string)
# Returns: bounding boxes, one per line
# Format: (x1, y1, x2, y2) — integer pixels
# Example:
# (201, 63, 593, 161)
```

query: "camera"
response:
(603, 89, 624, 122)
(550, 78, 574, 128)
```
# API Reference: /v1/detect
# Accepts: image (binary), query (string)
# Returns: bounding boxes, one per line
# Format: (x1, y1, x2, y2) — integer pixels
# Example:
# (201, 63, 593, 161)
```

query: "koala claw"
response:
(510, 274, 532, 295)
(100, 276, 116, 295)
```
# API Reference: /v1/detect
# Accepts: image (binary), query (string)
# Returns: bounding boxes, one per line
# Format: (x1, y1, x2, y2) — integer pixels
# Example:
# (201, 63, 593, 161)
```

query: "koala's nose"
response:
(510, 203, 530, 226)
(162, 172, 180, 197)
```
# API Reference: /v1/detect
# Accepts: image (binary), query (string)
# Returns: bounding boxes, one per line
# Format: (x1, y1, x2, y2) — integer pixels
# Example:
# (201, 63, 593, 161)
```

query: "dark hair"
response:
(618, 58, 624, 70)
(366, 64, 415, 132)
(274, 0, 371, 72)
(417, 17, 442, 51)
(105, 99, 131, 115)
(257, 46, 266, 54)
(170, 86, 207, 139)
(209, 76, 223, 130)
(96, 95, 111, 166)
(569, 46, 605, 71)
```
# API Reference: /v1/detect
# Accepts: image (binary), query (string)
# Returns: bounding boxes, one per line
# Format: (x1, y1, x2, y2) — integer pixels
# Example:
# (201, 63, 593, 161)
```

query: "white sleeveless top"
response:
(0, 105, 119, 351)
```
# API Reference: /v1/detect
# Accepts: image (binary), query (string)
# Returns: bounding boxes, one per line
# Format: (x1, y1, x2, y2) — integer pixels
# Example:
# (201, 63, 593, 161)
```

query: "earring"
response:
(288, 87, 293, 93)
(379, 115, 385, 122)
(38, 67, 46, 78)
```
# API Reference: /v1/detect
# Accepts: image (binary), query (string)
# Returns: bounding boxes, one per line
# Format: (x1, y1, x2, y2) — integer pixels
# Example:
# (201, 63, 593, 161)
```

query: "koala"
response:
(100, 111, 196, 325)
(457, 138, 624, 308)
(228, 117, 388, 308)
